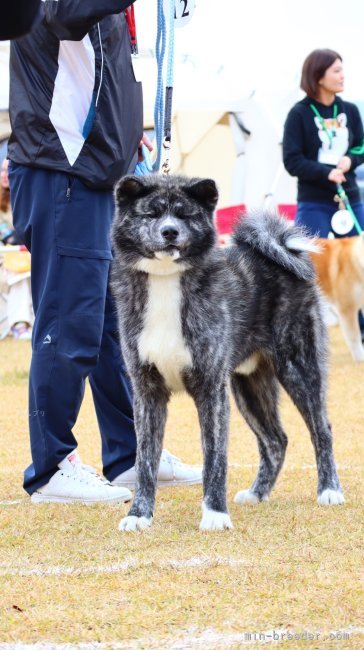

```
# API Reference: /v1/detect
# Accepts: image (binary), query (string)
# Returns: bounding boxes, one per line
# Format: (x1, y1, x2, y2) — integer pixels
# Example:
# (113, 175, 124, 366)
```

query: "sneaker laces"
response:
(161, 449, 184, 467)
(161, 449, 202, 469)
(74, 464, 112, 486)
(61, 456, 111, 486)
(81, 463, 99, 475)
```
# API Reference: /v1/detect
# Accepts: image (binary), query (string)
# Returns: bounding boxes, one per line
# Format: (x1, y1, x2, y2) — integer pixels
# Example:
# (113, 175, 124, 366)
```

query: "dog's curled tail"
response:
(232, 210, 320, 281)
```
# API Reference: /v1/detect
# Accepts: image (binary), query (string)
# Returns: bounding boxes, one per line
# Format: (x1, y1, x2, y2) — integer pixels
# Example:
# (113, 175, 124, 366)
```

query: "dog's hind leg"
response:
(186, 375, 233, 530)
(274, 341, 344, 506)
(231, 362, 288, 505)
(119, 369, 169, 533)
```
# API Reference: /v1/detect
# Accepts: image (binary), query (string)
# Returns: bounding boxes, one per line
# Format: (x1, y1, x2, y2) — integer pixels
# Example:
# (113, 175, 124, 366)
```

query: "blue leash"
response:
(152, 0, 175, 173)
(134, 144, 154, 176)
(152, 0, 167, 171)
(135, 0, 175, 176)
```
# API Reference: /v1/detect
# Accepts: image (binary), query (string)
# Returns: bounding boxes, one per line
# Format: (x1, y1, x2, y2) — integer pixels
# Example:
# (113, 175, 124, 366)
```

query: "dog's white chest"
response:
(138, 273, 192, 391)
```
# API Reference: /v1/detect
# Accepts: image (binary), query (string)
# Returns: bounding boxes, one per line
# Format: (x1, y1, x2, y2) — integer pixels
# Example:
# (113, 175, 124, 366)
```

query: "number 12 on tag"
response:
(164, 0, 195, 27)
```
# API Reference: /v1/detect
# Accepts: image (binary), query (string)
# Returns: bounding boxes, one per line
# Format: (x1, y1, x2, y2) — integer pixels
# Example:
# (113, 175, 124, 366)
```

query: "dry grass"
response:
(0, 328, 363, 648)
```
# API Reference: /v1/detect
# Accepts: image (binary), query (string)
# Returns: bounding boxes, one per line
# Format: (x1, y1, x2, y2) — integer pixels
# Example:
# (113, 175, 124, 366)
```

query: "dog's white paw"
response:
(234, 489, 268, 504)
(317, 489, 345, 505)
(199, 503, 234, 531)
(118, 515, 152, 532)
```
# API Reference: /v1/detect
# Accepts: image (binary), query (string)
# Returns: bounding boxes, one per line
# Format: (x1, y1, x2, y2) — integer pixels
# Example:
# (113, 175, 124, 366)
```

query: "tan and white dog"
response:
(310, 235, 364, 361)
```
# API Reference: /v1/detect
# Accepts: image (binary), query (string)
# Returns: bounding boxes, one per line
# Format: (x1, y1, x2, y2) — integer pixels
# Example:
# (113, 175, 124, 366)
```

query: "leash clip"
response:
(162, 137, 171, 175)
(334, 194, 345, 211)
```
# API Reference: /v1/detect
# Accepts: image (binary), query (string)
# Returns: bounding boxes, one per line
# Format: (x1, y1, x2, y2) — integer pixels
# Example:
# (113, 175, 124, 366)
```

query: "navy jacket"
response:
(0, 0, 41, 40)
(283, 95, 364, 203)
(8, 0, 143, 190)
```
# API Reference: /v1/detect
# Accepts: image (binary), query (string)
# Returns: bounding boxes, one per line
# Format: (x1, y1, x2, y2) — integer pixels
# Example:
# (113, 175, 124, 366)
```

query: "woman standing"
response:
(283, 48, 364, 237)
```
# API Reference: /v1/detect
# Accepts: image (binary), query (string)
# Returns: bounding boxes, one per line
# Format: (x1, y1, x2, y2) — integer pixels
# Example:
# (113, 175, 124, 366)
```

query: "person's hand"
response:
(328, 167, 346, 184)
(138, 132, 154, 162)
(337, 155, 352, 173)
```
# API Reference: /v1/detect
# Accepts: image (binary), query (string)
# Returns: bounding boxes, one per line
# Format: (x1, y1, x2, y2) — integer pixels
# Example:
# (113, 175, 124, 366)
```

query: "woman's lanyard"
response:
(310, 103, 338, 149)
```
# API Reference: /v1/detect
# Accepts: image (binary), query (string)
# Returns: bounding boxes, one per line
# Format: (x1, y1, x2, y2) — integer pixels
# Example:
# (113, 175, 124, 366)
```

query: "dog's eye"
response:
(182, 213, 199, 221)
(144, 213, 157, 219)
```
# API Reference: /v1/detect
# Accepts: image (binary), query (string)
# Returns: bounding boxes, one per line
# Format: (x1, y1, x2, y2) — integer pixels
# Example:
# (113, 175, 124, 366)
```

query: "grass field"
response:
(0, 328, 363, 649)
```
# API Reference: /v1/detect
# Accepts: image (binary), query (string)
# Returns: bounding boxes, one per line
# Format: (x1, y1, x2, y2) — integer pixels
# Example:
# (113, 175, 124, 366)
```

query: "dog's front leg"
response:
(188, 377, 233, 530)
(119, 371, 169, 533)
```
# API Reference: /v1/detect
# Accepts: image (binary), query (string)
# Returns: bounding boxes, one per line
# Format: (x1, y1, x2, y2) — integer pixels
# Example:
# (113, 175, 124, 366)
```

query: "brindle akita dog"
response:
(111, 174, 344, 532)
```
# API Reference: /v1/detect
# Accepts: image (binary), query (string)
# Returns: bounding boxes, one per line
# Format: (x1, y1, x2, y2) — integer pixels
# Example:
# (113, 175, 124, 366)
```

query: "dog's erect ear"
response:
(115, 175, 151, 203)
(185, 178, 219, 210)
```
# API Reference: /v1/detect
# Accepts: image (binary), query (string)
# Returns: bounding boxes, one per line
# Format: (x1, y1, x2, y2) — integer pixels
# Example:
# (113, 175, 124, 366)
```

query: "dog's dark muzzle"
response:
(161, 225, 179, 242)
(152, 216, 190, 251)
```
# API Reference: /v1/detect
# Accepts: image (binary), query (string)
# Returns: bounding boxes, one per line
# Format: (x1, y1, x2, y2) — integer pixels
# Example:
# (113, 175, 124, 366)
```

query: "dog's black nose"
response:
(161, 226, 179, 241)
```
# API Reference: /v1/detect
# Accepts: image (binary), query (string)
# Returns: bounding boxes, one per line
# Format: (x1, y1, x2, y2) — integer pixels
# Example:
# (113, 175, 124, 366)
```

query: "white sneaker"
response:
(31, 451, 132, 504)
(112, 449, 202, 489)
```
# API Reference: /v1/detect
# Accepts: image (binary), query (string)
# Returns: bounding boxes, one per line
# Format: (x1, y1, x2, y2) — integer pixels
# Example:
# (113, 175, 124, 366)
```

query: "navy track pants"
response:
(8, 163, 137, 494)
(295, 200, 364, 238)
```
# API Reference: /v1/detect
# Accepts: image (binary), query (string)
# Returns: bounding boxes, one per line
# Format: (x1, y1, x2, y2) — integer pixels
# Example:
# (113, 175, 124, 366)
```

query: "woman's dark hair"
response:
(300, 49, 342, 99)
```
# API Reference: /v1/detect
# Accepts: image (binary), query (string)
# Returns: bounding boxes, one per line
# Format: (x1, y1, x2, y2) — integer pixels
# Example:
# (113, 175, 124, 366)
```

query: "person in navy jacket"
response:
(8, 0, 202, 503)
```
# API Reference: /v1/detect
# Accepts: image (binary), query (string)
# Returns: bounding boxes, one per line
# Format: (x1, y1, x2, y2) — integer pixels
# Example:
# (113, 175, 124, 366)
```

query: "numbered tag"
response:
(164, 0, 195, 27)
(331, 209, 354, 235)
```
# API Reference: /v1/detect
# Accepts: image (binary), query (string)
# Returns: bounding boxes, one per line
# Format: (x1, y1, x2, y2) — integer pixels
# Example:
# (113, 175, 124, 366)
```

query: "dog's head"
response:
(112, 174, 218, 274)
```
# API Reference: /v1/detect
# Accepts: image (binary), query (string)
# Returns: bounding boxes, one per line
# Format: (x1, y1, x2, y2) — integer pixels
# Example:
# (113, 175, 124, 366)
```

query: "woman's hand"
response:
(337, 155, 352, 173)
(138, 132, 154, 162)
(328, 167, 346, 184)
(328, 155, 352, 183)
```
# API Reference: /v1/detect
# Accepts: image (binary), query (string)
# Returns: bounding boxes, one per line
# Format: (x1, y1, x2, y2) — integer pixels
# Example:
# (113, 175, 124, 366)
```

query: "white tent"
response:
(140, 50, 298, 207)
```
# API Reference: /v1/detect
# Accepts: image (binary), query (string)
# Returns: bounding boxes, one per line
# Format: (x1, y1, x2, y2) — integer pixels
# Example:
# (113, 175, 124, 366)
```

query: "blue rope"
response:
(134, 144, 154, 176)
(166, 0, 175, 88)
(153, 0, 166, 171)
(153, 0, 175, 172)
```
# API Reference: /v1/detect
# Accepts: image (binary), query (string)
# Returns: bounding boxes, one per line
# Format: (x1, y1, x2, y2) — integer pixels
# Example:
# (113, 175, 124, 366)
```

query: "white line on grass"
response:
(0, 556, 249, 577)
(0, 627, 363, 649)
(0, 500, 22, 505)
(229, 463, 363, 471)
(0, 468, 24, 473)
